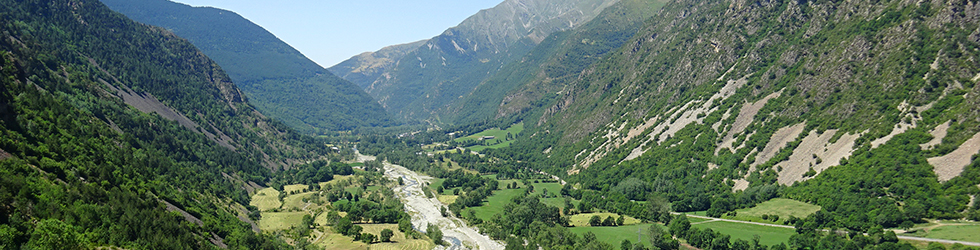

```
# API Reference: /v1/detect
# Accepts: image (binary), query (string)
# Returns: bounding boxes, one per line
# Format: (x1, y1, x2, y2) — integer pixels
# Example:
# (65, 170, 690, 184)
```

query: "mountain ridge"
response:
(100, 0, 395, 133)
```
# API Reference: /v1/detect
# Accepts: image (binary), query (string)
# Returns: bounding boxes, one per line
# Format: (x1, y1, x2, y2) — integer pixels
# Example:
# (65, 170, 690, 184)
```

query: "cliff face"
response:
(329, 40, 428, 89)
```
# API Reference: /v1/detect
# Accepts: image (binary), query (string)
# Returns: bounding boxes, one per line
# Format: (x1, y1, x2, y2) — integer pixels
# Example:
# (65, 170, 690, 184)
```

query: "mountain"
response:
(0, 0, 336, 248)
(446, 0, 666, 124)
(329, 40, 428, 89)
(100, 0, 394, 133)
(340, 0, 620, 124)
(496, 0, 980, 233)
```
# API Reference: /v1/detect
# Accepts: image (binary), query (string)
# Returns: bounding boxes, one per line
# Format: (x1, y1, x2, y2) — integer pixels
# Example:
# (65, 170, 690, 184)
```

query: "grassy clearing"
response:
(315, 224, 434, 250)
(734, 198, 821, 224)
(283, 184, 309, 194)
(455, 123, 524, 151)
(437, 194, 459, 204)
(692, 220, 795, 246)
(569, 223, 662, 248)
(250, 187, 281, 211)
(465, 188, 525, 221)
(258, 211, 307, 231)
(282, 192, 314, 210)
(569, 213, 641, 227)
(901, 222, 980, 243)
(319, 175, 356, 188)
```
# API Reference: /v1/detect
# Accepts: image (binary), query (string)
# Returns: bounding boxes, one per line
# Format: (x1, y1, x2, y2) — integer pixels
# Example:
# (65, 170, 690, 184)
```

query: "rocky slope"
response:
(345, 0, 621, 123)
(497, 0, 980, 230)
(329, 40, 428, 89)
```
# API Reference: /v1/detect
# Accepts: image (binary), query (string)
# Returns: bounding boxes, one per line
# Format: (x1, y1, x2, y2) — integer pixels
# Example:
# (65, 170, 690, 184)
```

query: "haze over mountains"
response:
(101, 0, 394, 133)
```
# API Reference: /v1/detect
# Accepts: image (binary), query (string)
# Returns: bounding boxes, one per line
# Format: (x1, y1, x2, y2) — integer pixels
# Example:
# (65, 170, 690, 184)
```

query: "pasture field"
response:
(569, 224, 663, 248)
(250, 187, 281, 211)
(569, 213, 641, 227)
(258, 211, 307, 231)
(465, 188, 525, 221)
(315, 224, 434, 250)
(734, 198, 821, 224)
(454, 123, 524, 151)
(283, 184, 309, 194)
(282, 191, 314, 210)
(900, 221, 980, 243)
(691, 220, 795, 246)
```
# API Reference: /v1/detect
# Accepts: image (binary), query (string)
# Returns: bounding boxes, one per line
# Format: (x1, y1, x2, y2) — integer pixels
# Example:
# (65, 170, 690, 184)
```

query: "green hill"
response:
(0, 0, 338, 248)
(100, 0, 394, 133)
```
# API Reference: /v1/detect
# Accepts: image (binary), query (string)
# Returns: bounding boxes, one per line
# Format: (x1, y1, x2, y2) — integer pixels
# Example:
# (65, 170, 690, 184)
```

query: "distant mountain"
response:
(339, 0, 620, 124)
(330, 40, 428, 89)
(100, 0, 394, 133)
(0, 0, 336, 248)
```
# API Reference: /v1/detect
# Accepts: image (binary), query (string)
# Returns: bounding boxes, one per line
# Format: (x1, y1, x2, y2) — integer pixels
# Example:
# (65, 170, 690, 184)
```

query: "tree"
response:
(621, 239, 633, 250)
(26, 219, 84, 250)
(617, 215, 626, 226)
(398, 218, 412, 232)
(647, 194, 672, 222)
(348, 225, 363, 239)
(380, 229, 394, 242)
(589, 215, 602, 226)
(603, 216, 617, 226)
(361, 233, 376, 244)
(427, 224, 443, 245)
(668, 214, 691, 238)
(335, 217, 353, 235)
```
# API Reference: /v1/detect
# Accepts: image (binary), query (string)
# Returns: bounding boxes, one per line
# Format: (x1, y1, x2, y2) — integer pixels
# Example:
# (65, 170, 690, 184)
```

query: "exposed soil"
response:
(753, 123, 806, 167)
(928, 132, 980, 182)
(776, 130, 861, 185)
(921, 121, 951, 150)
(717, 91, 781, 154)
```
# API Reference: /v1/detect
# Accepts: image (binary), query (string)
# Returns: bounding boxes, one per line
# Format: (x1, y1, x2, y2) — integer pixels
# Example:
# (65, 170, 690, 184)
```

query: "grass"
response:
(569, 213, 641, 227)
(900, 221, 980, 243)
(258, 211, 307, 231)
(733, 198, 821, 224)
(437, 194, 458, 204)
(283, 184, 310, 194)
(465, 188, 526, 221)
(569, 223, 662, 248)
(250, 187, 281, 211)
(282, 192, 314, 210)
(691, 220, 795, 246)
(454, 122, 524, 152)
(315, 224, 434, 250)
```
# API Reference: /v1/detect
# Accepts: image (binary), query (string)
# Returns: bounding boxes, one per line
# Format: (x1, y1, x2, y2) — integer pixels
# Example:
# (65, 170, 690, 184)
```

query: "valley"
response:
(2, 0, 980, 249)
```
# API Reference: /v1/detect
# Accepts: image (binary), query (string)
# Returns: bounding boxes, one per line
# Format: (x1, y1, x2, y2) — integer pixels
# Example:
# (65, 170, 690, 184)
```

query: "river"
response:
(356, 150, 504, 250)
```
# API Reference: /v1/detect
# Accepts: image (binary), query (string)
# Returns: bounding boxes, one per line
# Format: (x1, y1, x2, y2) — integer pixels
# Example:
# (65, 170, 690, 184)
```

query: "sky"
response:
(171, 0, 503, 68)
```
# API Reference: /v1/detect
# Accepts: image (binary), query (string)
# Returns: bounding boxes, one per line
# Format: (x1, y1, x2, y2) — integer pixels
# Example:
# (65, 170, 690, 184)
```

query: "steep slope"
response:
(329, 40, 428, 89)
(0, 0, 333, 248)
(359, 0, 620, 123)
(100, 0, 394, 133)
(498, 0, 980, 232)
(446, 0, 667, 124)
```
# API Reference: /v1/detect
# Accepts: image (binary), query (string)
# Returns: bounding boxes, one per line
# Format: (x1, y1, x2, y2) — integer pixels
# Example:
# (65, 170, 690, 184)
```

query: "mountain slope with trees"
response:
(329, 40, 428, 90)
(0, 0, 342, 248)
(492, 0, 980, 238)
(100, 0, 394, 133)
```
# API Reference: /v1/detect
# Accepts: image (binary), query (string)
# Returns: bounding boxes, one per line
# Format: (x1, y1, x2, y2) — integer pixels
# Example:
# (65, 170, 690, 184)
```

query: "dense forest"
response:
(0, 0, 335, 248)
(100, 0, 395, 133)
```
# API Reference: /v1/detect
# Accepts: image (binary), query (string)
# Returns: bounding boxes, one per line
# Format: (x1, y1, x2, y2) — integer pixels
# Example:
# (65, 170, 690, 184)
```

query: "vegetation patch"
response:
(258, 211, 307, 232)
(250, 188, 282, 211)
(733, 198, 821, 223)
(569, 213, 641, 227)
(568, 224, 661, 248)
(691, 221, 795, 246)
(465, 189, 526, 221)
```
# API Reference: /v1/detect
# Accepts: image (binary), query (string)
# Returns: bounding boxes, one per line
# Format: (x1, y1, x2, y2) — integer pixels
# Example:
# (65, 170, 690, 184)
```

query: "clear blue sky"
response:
(171, 0, 503, 68)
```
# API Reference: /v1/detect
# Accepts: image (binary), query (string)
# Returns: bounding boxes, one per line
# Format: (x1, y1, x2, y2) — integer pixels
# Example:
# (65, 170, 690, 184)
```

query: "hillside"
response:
(347, 0, 620, 123)
(496, 0, 980, 234)
(329, 40, 428, 89)
(445, 0, 667, 124)
(0, 0, 337, 248)
(100, 0, 394, 133)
